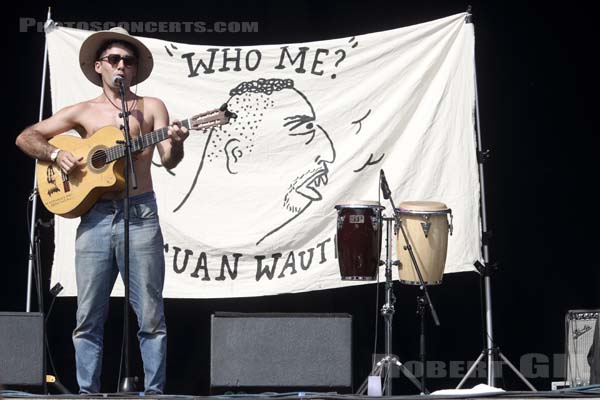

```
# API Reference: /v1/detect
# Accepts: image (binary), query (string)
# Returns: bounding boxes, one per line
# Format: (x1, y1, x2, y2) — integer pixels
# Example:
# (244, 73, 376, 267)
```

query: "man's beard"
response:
(283, 165, 329, 213)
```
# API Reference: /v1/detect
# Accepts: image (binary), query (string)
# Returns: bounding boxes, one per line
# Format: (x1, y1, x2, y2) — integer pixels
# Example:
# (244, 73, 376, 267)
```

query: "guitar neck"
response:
(105, 119, 191, 162)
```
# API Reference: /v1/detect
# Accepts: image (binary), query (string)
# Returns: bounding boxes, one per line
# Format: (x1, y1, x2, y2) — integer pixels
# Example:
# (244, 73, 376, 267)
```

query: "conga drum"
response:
(395, 201, 453, 285)
(335, 201, 384, 280)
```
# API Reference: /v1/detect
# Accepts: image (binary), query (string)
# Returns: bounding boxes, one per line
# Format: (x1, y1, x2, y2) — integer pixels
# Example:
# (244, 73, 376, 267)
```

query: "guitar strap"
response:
(136, 96, 144, 128)
(137, 96, 144, 115)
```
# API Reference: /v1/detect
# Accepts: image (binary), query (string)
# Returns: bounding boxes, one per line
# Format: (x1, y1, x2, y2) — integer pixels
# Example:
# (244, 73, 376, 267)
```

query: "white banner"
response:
(47, 12, 481, 298)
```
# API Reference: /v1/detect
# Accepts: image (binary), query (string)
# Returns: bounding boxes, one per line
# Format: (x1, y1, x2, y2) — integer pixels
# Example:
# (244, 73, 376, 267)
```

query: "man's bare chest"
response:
(81, 100, 148, 138)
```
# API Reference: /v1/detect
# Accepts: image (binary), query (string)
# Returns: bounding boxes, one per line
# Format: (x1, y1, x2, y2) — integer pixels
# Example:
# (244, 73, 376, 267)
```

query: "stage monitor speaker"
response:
(565, 309, 599, 387)
(210, 312, 352, 393)
(0, 312, 45, 386)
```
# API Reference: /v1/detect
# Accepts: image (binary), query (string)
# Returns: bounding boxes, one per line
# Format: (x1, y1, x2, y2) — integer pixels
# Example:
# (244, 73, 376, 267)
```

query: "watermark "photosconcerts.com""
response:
(19, 18, 259, 34)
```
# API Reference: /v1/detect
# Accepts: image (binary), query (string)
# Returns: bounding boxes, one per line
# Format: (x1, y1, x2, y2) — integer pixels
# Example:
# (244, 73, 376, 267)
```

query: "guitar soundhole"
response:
(91, 150, 108, 169)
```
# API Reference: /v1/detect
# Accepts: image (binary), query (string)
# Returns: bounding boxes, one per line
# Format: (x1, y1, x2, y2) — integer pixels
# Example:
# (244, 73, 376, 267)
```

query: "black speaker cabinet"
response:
(210, 312, 352, 393)
(0, 312, 45, 386)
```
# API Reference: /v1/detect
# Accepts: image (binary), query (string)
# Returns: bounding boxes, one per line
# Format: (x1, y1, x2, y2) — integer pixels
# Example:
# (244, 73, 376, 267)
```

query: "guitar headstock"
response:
(187, 104, 238, 131)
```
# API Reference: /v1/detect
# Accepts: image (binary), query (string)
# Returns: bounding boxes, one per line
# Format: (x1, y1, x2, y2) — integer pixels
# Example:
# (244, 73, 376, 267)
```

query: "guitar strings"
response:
(88, 126, 170, 164)
(88, 117, 220, 164)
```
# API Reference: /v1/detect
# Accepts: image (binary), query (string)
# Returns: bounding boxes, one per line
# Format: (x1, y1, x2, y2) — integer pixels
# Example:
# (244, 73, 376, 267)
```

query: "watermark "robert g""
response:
(19, 18, 259, 34)
(373, 353, 569, 380)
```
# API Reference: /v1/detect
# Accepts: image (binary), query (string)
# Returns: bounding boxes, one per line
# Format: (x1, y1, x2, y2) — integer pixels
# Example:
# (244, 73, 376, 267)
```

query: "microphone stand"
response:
(382, 170, 440, 394)
(115, 78, 139, 393)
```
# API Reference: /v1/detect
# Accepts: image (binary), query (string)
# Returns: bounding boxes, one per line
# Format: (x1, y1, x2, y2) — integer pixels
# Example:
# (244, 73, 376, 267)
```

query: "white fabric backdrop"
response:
(47, 12, 481, 298)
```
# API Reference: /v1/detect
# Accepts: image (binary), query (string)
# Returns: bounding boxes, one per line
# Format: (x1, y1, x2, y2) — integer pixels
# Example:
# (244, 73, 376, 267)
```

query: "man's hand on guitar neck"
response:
(159, 120, 189, 170)
(56, 150, 84, 174)
(167, 120, 190, 146)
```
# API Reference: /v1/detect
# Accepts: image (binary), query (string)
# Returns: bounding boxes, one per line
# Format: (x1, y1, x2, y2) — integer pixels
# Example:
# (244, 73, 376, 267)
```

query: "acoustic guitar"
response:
(36, 105, 236, 218)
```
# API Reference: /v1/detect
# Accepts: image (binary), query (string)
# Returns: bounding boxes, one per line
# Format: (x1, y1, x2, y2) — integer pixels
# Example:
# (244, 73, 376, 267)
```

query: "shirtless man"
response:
(15, 27, 188, 394)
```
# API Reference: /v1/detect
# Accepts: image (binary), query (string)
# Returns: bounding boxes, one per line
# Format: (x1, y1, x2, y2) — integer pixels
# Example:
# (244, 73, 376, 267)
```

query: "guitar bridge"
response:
(61, 169, 71, 193)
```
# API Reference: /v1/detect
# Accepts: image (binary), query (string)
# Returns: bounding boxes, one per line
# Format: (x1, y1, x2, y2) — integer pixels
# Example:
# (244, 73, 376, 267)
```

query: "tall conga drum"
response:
(395, 201, 453, 285)
(335, 201, 384, 280)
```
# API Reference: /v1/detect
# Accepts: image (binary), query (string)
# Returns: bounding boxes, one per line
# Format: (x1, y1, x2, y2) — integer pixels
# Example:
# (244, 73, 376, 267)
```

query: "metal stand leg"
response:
(357, 355, 424, 395)
(499, 352, 538, 391)
(455, 266, 537, 391)
(456, 351, 485, 389)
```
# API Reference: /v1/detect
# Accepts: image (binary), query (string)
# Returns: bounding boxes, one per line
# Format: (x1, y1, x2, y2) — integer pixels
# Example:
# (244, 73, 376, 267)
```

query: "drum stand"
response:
(357, 217, 424, 396)
(358, 170, 442, 395)
(391, 195, 441, 394)
(416, 295, 428, 395)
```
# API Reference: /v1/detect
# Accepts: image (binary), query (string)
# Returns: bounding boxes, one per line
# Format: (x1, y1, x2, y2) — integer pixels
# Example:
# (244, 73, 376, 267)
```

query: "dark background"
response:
(5, 0, 599, 395)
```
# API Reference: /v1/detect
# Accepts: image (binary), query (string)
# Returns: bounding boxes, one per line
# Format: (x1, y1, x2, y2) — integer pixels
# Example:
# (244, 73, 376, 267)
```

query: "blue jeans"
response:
(72, 191, 167, 394)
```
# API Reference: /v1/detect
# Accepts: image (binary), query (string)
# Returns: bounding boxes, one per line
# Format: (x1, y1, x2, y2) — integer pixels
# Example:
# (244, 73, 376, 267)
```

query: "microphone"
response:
(380, 169, 392, 200)
(112, 75, 125, 86)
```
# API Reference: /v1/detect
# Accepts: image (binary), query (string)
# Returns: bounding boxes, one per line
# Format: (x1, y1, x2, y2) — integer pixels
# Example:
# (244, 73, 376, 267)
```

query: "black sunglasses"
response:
(99, 54, 138, 67)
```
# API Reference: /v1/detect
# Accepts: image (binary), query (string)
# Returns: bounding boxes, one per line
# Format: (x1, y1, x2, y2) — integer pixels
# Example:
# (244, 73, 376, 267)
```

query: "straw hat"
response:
(79, 27, 153, 86)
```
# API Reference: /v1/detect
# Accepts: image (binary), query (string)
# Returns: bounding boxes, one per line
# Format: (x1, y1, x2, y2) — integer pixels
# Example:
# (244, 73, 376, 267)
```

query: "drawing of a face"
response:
(171, 79, 337, 246)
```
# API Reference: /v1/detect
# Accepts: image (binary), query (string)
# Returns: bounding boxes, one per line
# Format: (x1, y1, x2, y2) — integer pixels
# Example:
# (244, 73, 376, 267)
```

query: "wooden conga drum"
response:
(335, 201, 384, 280)
(395, 201, 452, 285)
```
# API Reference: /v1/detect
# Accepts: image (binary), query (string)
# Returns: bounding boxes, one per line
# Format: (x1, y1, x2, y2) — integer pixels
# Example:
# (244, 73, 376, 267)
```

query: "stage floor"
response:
(2, 389, 600, 400)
